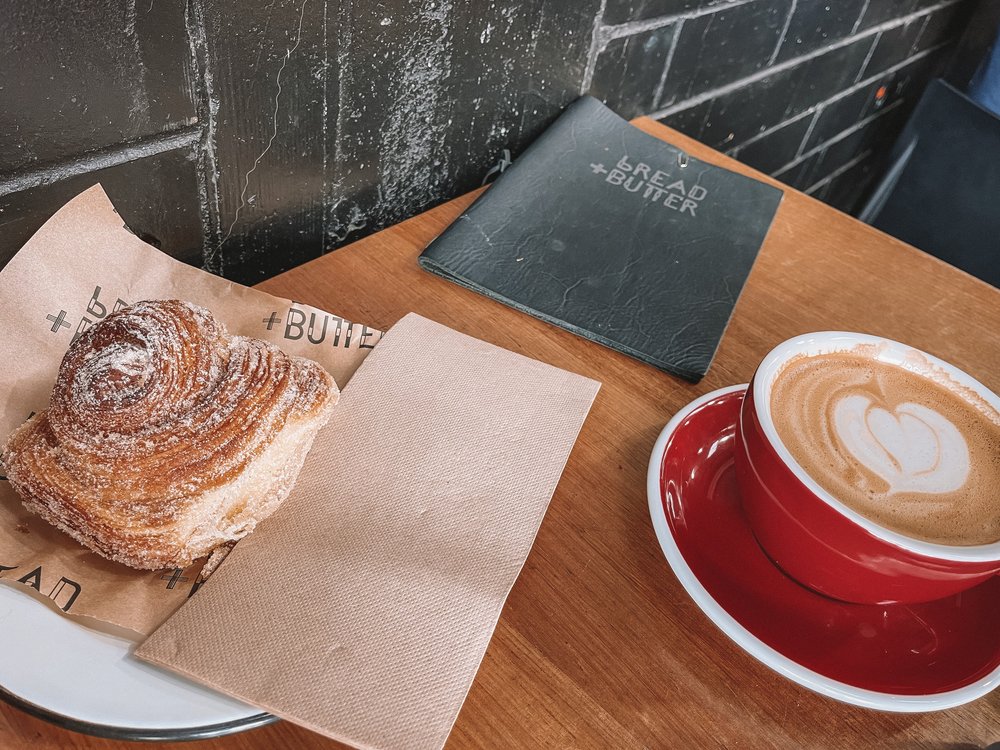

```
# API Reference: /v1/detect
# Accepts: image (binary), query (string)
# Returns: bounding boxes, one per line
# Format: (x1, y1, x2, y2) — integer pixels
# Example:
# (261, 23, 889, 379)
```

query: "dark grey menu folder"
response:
(419, 96, 783, 381)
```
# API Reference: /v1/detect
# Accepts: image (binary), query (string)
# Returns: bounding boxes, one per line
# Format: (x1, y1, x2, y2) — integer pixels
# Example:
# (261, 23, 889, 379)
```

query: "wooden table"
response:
(4, 119, 999, 749)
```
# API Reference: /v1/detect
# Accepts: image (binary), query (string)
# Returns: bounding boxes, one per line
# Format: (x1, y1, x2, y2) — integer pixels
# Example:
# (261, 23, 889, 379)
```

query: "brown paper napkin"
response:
(0, 185, 378, 634)
(137, 313, 600, 750)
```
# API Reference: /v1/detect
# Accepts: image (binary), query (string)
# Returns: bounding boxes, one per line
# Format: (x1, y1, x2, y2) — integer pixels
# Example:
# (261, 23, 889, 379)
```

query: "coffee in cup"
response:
(769, 348, 1000, 546)
(736, 332, 1000, 604)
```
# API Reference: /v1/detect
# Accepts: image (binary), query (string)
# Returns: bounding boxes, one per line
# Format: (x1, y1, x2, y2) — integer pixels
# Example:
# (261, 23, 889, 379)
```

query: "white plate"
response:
(0, 581, 274, 740)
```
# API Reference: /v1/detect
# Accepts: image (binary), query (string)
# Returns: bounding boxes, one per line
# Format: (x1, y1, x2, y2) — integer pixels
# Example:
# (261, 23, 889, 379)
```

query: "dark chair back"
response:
(859, 79, 1000, 287)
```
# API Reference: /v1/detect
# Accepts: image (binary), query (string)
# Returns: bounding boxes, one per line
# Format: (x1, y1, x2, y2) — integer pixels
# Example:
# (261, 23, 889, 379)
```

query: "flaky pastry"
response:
(1, 299, 339, 570)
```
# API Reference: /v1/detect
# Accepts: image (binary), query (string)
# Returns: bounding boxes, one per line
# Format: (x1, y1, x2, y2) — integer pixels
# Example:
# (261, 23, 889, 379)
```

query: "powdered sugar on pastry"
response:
(0, 300, 339, 570)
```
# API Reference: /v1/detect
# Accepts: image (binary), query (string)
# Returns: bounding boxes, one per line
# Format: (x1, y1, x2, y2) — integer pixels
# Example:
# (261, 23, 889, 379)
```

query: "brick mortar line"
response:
(601, 0, 758, 41)
(652, 18, 684, 109)
(804, 149, 874, 195)
(851, 0, 872, 35)
(767, 0, 798, 66)
(775, 98, 904, 176)
(685, 37, 951, 156)
(580, 0, 609, 94)
(729, 108, 812, 155)
(0, 126, 202, 197)
(795, 111, 820, 158)
(321, 0, 329, 251)
(646, 0, 962, 120)
(185, 0, 224, 274)
(855, 31, 881, 84)
(916, 14, 933, 51)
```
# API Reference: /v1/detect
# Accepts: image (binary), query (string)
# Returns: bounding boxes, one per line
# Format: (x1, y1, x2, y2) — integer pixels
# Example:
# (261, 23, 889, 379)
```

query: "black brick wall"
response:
(0, 0, 977, 282)
(640, 0, 975, 211)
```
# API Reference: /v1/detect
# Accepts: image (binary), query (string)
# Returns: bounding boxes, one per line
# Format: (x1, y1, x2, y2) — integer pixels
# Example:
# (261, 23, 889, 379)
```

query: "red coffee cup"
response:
(734, 332, 1000, 605)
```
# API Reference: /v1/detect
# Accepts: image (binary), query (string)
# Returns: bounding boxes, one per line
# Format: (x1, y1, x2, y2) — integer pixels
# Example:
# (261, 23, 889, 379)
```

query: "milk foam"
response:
(832, 395, 970, 495)
(769, 350, 1000, 546)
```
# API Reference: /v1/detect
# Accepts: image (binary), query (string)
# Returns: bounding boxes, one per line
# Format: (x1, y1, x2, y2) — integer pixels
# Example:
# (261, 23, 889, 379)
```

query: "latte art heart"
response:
(770, 350, 1000, 545)
(833, 395, 970, 495)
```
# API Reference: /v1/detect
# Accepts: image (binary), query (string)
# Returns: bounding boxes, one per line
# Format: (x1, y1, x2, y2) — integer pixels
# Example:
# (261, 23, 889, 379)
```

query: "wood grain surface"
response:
(3, 119, 999, 750)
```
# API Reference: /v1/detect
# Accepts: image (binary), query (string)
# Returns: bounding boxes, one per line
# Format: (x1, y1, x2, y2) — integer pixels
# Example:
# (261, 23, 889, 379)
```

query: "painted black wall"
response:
(0, 0, 977, 283)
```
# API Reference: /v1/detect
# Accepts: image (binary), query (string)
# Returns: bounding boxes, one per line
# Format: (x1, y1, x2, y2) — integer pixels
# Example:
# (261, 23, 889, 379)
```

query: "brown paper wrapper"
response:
(0, 185, 379, 635)
(137, 313, 600, 750)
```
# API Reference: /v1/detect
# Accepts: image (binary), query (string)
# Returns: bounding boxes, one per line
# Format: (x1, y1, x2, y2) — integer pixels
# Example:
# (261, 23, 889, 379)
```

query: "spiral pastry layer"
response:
(1, 300, 339, 570)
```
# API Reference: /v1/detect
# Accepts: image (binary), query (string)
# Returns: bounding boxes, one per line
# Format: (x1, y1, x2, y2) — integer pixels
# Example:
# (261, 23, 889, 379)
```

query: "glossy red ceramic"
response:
(737, 378, 1000, 605)
(656, 387, 1000, 701)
